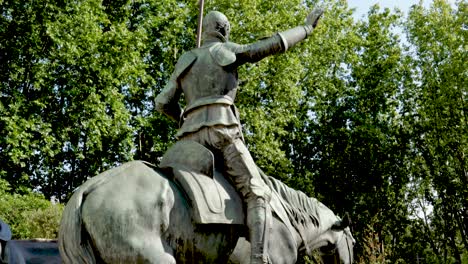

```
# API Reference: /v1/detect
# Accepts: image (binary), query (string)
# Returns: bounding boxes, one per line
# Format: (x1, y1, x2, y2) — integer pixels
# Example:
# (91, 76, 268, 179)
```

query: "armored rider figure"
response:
(155, 9, 322, 264)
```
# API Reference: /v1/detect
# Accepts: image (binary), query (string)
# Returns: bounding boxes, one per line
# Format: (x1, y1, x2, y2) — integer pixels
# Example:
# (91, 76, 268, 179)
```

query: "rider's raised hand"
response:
(304, 8, 324, 36)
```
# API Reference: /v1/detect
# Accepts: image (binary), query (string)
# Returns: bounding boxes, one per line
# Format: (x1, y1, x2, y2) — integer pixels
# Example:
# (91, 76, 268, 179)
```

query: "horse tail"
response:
(59, 170, 112, 263)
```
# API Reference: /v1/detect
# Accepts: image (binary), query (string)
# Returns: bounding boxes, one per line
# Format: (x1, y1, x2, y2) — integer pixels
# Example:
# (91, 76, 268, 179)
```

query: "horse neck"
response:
(265, 176, 339, 253)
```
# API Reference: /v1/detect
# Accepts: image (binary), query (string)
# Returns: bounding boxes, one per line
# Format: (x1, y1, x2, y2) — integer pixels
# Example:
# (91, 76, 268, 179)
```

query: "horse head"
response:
(318, 214, 355, 264)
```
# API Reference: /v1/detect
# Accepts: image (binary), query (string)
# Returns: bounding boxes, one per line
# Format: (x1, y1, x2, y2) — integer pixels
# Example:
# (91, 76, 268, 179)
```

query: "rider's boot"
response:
(247, 197, 271, 264)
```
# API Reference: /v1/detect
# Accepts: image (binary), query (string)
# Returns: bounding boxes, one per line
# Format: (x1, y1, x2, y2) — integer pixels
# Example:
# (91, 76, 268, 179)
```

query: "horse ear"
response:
(342, 212, 351, 227)
(332, 213, 351, 230)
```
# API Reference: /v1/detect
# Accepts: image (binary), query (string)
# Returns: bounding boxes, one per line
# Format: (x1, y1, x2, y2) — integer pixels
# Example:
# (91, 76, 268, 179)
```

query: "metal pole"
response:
(196, 0, 205, 48)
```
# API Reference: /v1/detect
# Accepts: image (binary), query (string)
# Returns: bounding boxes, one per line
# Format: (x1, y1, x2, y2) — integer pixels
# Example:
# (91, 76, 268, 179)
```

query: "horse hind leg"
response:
(84, 203, 177, 264)
(83, 163, 177, 264)
(127, 235, 176, 264)
(130, 174, 176, 264)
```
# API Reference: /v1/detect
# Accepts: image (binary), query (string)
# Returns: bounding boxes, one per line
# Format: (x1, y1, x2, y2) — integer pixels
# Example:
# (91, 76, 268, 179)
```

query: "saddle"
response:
(159, 140, 295, 235)
(160, 140, 244, 224)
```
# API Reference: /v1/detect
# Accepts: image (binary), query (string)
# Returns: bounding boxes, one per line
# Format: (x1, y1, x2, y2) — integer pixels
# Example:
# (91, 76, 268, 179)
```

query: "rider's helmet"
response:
(202, 11, 231, 41)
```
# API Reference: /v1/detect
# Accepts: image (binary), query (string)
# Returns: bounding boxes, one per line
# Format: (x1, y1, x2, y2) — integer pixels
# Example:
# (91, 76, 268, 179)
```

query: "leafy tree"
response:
(293, 4, 412, 262)
(404, 0, 468, 262)
(0, 0, 196, 200)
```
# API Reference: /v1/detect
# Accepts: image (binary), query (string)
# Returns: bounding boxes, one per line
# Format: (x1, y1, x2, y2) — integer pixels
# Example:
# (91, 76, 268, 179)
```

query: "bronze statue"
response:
(155, 9, 323, 264)
(59, 7, 356, 264)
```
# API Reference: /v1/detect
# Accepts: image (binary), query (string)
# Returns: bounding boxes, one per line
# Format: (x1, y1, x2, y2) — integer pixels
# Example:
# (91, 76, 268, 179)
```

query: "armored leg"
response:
(223, 138, 271, 264)
(223, 138, 271, 200)
(182, 127, 272, 263)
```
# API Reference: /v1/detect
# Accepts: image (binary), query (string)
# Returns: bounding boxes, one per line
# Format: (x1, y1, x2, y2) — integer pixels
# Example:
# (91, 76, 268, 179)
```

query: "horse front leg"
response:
(267, 218, 298, 264)
(228, 219, 298, 264)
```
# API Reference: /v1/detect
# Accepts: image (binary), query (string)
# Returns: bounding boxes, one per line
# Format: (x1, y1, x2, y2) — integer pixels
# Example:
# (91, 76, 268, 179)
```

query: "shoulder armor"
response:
(209, 43, 236, 67)
(174, 51, 197, 78)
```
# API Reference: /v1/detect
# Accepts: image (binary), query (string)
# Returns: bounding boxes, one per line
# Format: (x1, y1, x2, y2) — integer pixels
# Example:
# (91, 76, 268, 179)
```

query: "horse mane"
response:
(262, 174, 337, 255)
(264, 175, 321, 232)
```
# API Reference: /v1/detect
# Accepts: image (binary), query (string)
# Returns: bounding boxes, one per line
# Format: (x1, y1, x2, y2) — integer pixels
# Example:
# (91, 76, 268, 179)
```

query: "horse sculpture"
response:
(59, 143, 354, 264)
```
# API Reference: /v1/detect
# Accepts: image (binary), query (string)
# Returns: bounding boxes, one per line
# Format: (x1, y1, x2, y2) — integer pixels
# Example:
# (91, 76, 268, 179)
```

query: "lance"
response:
(196, 0, 205, 48)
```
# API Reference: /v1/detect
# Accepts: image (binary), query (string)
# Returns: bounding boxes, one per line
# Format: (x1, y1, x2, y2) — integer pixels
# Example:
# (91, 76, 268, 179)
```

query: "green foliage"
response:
(287, 3, 414, 262)
(403, 0, 468, 262)
(0, 0, 196, 200)
(0, 0, 466, 261)
(0, 179, 63, 239)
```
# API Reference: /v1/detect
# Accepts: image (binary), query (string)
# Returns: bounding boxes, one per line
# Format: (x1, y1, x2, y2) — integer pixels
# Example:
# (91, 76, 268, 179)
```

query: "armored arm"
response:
(155, 76, 183, 123)
(230, 36, 285, 65)
(155, 51, 197, 123)
(232, 8, 323, 65)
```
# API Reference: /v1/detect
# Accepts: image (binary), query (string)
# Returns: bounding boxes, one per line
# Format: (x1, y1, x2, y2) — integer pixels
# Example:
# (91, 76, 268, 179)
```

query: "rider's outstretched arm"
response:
(230, 8, 324, 66)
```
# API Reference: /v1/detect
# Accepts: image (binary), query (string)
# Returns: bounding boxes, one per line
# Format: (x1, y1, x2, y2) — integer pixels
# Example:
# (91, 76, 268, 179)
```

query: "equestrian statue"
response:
(59, 6, 355, 264)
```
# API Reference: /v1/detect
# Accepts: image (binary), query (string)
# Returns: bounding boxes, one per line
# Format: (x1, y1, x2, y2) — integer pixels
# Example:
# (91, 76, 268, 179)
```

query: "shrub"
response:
(0, 179, 63, 239)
